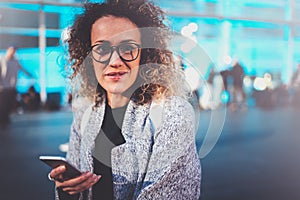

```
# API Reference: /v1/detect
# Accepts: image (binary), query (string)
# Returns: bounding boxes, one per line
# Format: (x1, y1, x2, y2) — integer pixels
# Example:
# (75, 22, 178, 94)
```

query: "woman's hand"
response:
(49, 165, 101, 195)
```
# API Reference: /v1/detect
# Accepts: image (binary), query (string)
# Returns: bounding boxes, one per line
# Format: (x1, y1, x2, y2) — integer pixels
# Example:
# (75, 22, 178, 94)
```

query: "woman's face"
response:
(90, 16, 141, 98)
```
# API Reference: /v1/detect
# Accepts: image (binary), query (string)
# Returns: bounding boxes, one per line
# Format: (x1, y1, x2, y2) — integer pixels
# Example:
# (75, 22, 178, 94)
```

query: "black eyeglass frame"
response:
(90, 43, 141, 64)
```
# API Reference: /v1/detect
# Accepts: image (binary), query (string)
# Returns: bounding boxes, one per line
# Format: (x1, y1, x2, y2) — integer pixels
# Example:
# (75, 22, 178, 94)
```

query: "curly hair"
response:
(66, 0, 189, 105)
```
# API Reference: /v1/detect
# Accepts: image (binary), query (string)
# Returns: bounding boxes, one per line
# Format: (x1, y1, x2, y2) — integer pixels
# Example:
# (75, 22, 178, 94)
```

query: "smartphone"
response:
(39, 156, 82, 181)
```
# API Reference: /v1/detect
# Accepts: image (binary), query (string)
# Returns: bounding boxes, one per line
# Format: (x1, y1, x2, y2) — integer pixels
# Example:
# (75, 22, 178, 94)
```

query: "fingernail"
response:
(59, 165, 66, 170)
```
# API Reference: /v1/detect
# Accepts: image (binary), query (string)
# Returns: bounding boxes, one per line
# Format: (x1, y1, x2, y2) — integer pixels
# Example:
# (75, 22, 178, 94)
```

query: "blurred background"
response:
(0, 0, 300, 199)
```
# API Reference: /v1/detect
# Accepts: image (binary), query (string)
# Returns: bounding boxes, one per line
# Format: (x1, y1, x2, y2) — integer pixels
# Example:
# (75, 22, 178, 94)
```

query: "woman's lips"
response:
(105, 71, 127, 80)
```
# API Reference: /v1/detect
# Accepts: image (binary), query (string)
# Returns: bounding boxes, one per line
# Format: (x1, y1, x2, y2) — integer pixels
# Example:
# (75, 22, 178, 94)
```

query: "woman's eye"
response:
(119, 44, 134, 53)
(95, 45, 111, 55)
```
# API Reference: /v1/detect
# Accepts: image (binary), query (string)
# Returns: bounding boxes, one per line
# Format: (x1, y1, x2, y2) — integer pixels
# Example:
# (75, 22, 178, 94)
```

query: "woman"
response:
(49, 0, 201, 199)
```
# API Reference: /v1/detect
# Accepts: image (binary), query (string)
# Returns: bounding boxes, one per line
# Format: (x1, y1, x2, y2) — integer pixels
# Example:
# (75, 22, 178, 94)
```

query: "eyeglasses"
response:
(91, 42, 141, 64)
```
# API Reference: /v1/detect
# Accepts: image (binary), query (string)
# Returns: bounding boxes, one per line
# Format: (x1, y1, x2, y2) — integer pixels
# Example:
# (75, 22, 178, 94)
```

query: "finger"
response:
(63, 173, 99, 191)
(73, 173, 100, 191)
(64, 175, 101, 195)
(63, 174, 101, 194)
(60, 172, 93, 187)
(49, 165, 66, 181)
(55, 171, 91, 188)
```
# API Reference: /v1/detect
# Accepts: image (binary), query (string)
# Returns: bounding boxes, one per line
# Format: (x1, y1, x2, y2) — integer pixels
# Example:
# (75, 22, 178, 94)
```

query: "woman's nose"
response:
(108, 50, 123, 68)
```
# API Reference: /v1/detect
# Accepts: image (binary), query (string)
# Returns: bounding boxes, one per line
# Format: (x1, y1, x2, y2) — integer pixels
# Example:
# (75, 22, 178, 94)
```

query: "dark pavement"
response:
(0, 106, 300, 200)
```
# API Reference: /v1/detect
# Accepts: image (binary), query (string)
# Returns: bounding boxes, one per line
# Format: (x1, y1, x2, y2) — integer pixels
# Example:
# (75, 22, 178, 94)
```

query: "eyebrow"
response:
(93, 39, 139, 45)
(93, 40, 110, 45)
(119, 39, 138, 44)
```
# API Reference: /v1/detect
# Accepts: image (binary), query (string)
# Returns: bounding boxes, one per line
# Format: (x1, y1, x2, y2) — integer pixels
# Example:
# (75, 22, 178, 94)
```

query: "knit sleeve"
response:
(137, 97, 201, 200)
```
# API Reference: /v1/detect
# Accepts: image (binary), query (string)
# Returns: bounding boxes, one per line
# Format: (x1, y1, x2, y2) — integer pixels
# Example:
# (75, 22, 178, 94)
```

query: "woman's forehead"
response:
(91, 16, 141, 44)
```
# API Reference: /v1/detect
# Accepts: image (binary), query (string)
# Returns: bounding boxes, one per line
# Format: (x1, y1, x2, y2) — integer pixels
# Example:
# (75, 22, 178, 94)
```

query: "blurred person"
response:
(200, 66, 222, 110)
(229, 61, 247, 111)
(21, 85, 41, 112)
(47, 1, 201, 200)
(0, 46, 33, 126)
(220, 69, 231, 105)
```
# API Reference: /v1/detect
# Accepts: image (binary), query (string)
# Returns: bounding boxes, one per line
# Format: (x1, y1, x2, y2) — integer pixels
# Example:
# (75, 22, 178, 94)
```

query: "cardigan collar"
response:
(83, 99, 151, 149)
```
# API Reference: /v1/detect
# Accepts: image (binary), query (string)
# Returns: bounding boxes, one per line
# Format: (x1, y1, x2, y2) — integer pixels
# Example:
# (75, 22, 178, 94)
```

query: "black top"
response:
(92, 103, 127, 200)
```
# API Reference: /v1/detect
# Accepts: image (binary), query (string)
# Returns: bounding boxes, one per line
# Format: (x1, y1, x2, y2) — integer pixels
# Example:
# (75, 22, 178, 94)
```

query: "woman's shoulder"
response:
(71, 96, 94, 118)
(164, 96, 194, 114)
(152, 95, 191, 106)
(150, 96, 195, 123)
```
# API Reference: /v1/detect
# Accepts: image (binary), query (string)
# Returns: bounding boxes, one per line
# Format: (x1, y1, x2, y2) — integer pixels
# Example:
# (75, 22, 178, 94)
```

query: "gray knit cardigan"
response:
(57, 96, 201, 200)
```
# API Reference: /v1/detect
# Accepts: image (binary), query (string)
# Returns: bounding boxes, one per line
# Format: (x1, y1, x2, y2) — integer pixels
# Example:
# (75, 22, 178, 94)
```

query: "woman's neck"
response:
(107, 93, 130, 109)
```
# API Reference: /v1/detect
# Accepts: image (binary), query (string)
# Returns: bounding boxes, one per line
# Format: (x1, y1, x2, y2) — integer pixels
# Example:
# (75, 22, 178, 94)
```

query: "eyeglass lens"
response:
(92, 43, 140, 63)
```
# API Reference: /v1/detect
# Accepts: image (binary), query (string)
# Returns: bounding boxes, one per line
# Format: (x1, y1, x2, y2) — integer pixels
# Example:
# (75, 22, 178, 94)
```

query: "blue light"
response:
(220, 90, 230, 104)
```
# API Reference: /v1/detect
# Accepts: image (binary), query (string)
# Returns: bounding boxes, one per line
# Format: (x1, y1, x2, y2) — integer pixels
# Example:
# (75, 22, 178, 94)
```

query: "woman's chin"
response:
(106, 87, 129, 96)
